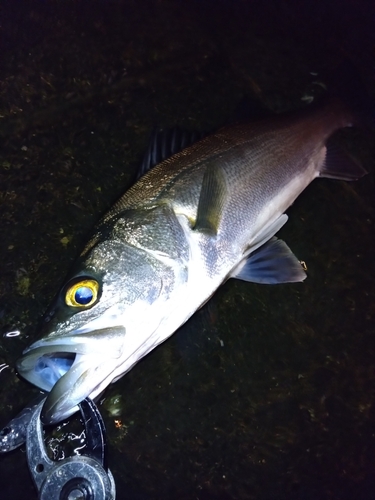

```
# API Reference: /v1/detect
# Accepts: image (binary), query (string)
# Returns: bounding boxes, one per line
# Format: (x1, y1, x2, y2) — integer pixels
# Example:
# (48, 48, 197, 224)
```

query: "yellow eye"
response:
(65, 279, 99, 308)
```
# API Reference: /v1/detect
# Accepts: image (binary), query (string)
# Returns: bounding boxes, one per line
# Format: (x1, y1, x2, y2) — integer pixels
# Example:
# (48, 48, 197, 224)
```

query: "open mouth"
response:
(17, 347, 111, 425)
(16, 326, 126, 424)
(34, 353, 76, 389)
(16, 344, 84, 394)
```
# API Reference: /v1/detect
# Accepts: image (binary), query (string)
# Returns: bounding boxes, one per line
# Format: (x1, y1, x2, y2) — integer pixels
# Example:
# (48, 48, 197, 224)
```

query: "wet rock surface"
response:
(0, 1, 374, 499)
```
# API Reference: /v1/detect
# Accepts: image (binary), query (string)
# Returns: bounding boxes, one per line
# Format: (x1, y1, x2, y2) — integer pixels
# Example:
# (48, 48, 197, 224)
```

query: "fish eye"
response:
(65, 279, 99, 308)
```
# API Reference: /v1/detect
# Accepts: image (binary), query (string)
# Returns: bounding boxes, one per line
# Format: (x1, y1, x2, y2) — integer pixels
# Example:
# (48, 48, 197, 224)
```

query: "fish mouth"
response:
(16, 326, 126, 425)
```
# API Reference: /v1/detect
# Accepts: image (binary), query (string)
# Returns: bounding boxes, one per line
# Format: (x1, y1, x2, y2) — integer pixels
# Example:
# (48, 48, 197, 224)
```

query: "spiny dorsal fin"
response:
(137, 128, 205, 181)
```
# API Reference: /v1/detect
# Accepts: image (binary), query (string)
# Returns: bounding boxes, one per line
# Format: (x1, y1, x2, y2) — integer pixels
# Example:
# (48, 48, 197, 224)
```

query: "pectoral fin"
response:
(194, 163, 228, 235)
(231, 237, 306, 284)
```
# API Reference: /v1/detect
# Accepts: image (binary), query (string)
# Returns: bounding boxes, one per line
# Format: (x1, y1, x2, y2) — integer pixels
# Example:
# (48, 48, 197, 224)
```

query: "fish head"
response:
(16, 234, 186, 425)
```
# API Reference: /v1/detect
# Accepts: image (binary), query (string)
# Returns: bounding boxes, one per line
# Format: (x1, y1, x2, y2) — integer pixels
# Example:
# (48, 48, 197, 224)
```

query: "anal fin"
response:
(320, 136, 368, 181)
(231, 237, 306, 284)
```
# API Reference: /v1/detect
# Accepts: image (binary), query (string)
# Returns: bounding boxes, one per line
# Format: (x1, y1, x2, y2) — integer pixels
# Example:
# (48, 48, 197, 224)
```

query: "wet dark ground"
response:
(0, 0, 374, 499)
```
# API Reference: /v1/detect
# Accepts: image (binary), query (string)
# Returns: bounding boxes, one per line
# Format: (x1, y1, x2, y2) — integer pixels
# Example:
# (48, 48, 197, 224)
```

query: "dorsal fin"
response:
(136, 128, 205, 181)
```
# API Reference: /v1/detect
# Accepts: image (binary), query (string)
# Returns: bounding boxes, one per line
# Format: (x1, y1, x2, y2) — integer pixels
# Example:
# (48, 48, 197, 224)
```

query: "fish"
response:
(16, 96, 367, 425)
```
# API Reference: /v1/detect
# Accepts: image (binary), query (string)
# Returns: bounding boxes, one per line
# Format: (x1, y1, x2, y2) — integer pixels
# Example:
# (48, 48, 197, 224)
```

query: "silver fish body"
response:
(16, 99, 366, 424)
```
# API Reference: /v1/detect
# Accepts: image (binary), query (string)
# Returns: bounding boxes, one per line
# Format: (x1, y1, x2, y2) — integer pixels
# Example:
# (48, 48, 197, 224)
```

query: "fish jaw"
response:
(16, 325, 127, 425)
